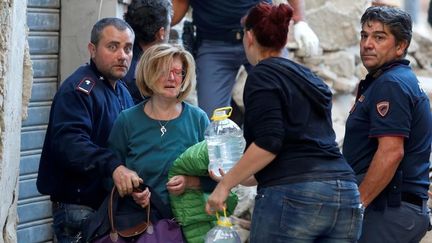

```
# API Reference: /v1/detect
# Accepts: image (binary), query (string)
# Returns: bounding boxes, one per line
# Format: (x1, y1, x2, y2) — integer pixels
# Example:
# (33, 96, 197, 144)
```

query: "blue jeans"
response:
(52, 202, 95, 243)
(359, 201, 430, 243)
(250, 180, 363, 243)
(195, 40, 251, 117)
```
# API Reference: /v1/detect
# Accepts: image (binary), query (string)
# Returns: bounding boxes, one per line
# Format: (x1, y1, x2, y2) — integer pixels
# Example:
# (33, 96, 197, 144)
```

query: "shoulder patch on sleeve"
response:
(376, 101, 390, 117)
(76, 77, 96, 95)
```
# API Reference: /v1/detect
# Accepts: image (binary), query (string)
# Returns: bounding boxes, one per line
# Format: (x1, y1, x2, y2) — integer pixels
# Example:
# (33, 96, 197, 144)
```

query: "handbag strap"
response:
(108, 186, 151, 238)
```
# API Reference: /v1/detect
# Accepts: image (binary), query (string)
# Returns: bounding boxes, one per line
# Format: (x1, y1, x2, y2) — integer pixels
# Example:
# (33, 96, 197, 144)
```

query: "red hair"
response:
(243, 2, 293, 50)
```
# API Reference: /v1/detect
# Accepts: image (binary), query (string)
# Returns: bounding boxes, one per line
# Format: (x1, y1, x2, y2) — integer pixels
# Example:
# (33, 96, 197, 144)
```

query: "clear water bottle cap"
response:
(211, 107, 233, 121)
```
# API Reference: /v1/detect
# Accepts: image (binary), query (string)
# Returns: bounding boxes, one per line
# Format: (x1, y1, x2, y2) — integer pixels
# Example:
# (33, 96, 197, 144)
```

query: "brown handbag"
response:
(91, 185, 184, 243)
(107, 186, 151, 240)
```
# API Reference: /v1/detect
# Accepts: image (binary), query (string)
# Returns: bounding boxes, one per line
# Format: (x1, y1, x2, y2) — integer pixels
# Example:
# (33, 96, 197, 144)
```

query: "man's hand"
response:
(293, 21, 320, 57)
(112, 165, 143, 197)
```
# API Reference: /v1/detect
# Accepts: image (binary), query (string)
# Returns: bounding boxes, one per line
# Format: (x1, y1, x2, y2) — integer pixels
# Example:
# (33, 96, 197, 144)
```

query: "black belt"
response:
(197, 29, 244, 43)
(401, 192, 423, 207)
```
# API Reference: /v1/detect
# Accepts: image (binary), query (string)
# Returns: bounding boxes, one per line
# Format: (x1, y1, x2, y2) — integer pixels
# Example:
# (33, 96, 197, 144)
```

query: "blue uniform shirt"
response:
(37, 60, 134, 209)
(343, 60, 431, 198)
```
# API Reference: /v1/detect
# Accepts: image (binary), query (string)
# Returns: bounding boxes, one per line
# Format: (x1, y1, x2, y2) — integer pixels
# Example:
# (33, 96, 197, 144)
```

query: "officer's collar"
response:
(88, 59, 121, 90)
(367, 59, 410, 79)
(89, 59, 106, 80)
(357, 59, 409, 99)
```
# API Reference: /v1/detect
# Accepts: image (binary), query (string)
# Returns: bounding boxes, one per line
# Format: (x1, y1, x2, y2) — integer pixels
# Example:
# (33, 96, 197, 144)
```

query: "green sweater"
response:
(168, 141, 238, 243)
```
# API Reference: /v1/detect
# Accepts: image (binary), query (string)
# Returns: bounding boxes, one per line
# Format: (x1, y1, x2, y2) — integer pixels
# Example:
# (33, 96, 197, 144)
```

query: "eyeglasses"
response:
(167, 68, 185, 78)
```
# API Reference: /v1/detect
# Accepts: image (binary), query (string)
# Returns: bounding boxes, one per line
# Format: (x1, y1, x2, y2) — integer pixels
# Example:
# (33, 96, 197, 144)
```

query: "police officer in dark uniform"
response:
(343, 6, 432, 243)
(123, 0, 172, 104)
(37, 18, 143, 242)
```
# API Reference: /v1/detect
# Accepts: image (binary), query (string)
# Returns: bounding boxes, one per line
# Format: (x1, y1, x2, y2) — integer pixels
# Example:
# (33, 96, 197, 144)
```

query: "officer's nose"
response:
(117, 48, 128, 61)
(363, 37, 374, 50)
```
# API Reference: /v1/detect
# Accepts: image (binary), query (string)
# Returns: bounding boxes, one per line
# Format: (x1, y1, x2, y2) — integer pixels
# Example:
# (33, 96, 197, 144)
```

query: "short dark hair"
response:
(361, 6, 412, 55)
(90, 17, 134, 45)
(124, 0, 172, 44)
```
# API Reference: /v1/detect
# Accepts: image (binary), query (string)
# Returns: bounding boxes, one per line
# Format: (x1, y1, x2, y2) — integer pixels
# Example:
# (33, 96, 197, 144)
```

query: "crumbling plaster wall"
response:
(0, 0, 33, 242)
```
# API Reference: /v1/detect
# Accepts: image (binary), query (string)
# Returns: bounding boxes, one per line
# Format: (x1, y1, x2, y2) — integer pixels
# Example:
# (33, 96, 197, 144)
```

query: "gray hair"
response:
(361, 6, 412, 56)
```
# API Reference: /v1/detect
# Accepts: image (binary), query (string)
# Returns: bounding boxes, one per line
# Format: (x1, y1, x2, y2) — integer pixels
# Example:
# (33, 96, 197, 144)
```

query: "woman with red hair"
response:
(206, 2, 363, 242)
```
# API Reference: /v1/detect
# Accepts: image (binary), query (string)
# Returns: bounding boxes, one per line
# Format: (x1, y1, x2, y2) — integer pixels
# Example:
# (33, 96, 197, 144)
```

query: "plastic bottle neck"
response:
(217, 217, 233, 227)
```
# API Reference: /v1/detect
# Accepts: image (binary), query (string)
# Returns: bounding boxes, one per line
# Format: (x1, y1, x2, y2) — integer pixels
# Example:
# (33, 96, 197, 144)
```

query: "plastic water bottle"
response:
(205, 210, 241, 243)
(205, 107, 246, 177)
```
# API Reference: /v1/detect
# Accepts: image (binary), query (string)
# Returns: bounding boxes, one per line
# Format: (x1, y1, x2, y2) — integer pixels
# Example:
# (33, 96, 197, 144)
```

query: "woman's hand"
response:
(132, 187, 151, 208)
(205, 182, 230, 215)
(209, 169, 257, 186)
(167, 175, 201, 195)
(209, 168, 225, 182)
(166, 175, 187, 196)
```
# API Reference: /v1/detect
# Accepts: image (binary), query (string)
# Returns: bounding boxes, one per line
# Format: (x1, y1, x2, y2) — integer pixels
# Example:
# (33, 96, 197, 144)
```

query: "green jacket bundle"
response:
(168, 141, 238, 243)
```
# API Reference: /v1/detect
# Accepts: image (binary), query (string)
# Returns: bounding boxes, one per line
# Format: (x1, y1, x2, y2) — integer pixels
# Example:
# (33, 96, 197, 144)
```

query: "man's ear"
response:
(88, 42, 96, 58)
(396, 40, 408, 57)
(156, 27, 166, 42)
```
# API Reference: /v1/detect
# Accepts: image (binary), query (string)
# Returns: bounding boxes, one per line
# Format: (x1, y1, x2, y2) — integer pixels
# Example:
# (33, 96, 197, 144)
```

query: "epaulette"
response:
(76, 77, 96, 95)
